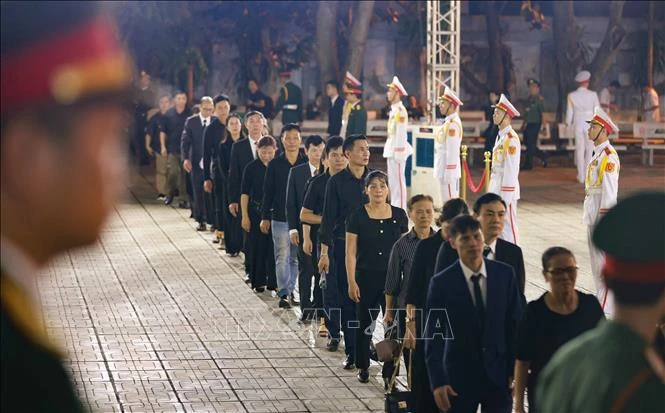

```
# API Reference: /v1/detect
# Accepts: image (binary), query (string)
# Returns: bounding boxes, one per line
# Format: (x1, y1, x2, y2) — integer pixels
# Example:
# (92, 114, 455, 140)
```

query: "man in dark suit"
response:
(228, 111, 264, 281)
(326, 81, 344, 136)
(274, 71, 303, 125)
(182, 96, 214, 231)
(425, 215, 523, 413)
(286, 135, 325, 321)
(435, 193, 526, 297)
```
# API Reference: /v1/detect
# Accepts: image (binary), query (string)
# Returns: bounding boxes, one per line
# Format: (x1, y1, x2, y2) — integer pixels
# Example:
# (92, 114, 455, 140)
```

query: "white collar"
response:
(199, 115, 211, 124)
(487, 239, 497, 254)
(498, 125, 513, 138)
(0, 236, 40, 300)
(593, 140, 610, 154)
(331, 95, 339, 104)
(248, 134, 262, 143)
(445, 111, 460, 122)
(309, 162, 318, 176)
(391, 101, 403, 109)
(459, 258, 487, 282)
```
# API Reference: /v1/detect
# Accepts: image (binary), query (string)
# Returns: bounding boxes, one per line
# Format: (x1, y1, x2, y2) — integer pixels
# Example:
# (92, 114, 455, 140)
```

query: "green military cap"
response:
(593, 191, 665, 283)
(527, 78, 540, 87)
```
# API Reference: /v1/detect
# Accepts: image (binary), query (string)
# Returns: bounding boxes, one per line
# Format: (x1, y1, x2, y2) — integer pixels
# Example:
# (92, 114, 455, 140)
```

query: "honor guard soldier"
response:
(1, 2, 132, 410)
(584, 107, 620, 315)
(566, 70, 601, 183)
(538, 191, 665, 413)
(275, 71, 303, 125)
(384, 76, 413, 210)
(521, 78, 546, 170)
(341, 71, 367, 138)
(488, 94, 521, 245)
(434, 86, 464, 203)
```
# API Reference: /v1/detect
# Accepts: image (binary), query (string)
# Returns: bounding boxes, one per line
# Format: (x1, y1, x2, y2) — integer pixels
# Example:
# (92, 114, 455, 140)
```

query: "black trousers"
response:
(189, 167, 203, 222)
(212, 167, 226, 231)
(411, 312, 439, 413)
(523, 122, 545, 168)
(221, 184, 243, 255)
(248, 205, 276, 290)
(355, 269, 386, 370)
(449, 376, 512, 413)
(297, 234, 322, 319)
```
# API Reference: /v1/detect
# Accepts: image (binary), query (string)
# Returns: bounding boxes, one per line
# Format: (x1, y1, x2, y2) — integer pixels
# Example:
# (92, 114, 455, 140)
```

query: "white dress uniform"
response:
(643, 87, 661, 122)
(566, 71, 601, 183)
(488, 94, 521, 245)
(384, 76, 413, 210)
(434, 88, 464, 203)
(583, 108, 620, 316)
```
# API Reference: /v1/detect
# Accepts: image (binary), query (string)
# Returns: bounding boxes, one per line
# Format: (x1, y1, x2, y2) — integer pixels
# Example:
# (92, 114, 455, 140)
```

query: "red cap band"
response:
(602, 255, 665, 284)
(497, 102, 516, 118)
(591, 116, 613, 134)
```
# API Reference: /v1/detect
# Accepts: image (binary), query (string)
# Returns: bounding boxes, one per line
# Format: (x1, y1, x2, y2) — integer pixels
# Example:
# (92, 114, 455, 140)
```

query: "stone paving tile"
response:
(37, 163, 664, 412)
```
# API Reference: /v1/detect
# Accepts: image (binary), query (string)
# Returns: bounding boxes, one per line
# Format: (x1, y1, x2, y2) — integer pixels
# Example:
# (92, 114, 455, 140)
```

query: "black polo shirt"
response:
(404, 230, 445, 309)
(161, 107, 191, 154)
(302, 171, 330, 241)
(261, 152, 307, 222)
(318, 166, 370, 247)
(146, 112, 164, 152)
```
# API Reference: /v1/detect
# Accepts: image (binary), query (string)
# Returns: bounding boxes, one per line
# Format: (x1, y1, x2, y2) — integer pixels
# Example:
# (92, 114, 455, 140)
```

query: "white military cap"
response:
(575, 70, 591, 83)
(438, 86, 463, 107)
(492, 93, 520, 118)
(387, 76, 407, 96)
(586, 107, 619, 134)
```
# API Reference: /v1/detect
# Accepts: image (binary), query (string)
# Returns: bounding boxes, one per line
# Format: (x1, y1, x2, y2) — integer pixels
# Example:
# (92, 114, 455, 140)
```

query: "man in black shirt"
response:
(318, 134, 371, 368)
(326, 80, 344, 136)
(160, 91, 191, 207)
(247, 79, 273, 120)
(261, 124, 307, 308)
(286, 135, 325, 321)
(203, 94, 231, 238)
(145, 93, 171, 199)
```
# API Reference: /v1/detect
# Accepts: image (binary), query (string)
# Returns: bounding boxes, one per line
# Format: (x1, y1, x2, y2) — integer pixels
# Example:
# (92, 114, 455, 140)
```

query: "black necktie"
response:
(203, 119, 207, 128)
(483, 245, 492, 257)
(471, 274, 485, 330)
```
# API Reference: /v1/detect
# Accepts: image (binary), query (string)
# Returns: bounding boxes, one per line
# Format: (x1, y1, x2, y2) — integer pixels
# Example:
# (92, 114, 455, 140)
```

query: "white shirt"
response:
(199, 115, 211, 127)
(459, 259, 487, 306)
(485, 239, 497, 260)
(309, 162, 318, 177)
(644, 88, 661, 122)
(248, 135, 260, 159)
(566, 87, 601, 126)
(331, 95, 339, 106)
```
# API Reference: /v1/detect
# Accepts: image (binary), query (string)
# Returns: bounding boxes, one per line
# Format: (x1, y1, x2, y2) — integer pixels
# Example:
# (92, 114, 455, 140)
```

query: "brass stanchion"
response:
(484, 151, 492, 192)
(460, 145, 468, 200)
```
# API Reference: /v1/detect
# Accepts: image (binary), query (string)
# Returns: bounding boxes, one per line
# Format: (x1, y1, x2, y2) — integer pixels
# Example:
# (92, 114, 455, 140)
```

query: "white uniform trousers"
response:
(501, 200, 519, 245)
(439, 179, 459, 205)
(587, 225, 614, 316)
(387, 157, 407, 210)
(574, 122, 593, 183)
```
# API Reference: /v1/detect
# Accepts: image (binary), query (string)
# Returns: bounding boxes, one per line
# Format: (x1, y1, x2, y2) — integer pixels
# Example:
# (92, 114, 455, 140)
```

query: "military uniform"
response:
(566, 71, 601, 183)
(341, 71, 367, 138)
(275, 78, 303, 125)
(489, 94, 521, 245)
(522, 79, 545, 170)
(583, 108, 620, 315)
(434, 86, 464, 203)
(538, 192, 665, 413)
(384, 76, 413, 210)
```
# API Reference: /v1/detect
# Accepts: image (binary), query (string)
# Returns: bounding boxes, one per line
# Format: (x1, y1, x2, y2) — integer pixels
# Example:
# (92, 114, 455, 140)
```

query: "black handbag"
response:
(384, 343, 414, 413)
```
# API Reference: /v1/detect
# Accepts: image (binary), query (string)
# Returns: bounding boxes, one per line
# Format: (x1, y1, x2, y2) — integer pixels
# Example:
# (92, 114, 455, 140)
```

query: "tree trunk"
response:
(316, 1, 339, 112)
(187, 64, 194, 102)
(346, 1, 375, 80)
(486, 1, 504, 92)
(647, 0, 654, 87)
(552, 1, 585, 121)
(589, 1, 626, 90)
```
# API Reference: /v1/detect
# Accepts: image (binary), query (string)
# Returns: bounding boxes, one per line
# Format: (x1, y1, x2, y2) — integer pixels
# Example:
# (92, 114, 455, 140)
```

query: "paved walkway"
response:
(38, 159, 664, 413)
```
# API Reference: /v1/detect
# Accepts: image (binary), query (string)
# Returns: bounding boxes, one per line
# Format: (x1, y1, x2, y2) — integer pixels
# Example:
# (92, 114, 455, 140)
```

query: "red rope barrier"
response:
(462, 159, 486, 193)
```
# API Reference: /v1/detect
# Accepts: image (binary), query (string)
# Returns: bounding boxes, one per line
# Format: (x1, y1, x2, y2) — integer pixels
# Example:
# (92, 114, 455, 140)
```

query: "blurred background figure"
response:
(407, 94, 424, 120)
(599, 80, 620, 117)
(642, 85, 661, 122)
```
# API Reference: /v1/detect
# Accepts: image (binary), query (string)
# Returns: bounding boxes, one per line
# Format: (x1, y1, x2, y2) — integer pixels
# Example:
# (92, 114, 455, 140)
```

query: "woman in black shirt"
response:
(346, 170, 408, 383)
(218, 113, 246, 256)
(240, 136, 277, 292)
(514, 247, 605, 413)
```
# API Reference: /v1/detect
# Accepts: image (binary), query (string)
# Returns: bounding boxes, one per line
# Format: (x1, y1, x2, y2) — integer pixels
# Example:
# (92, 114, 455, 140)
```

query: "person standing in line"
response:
(384, 76, 413, 210)
(566, 70, 600, 184)
(346, 171, 409, 383)
(318, 134, 372, 369)
(203, 94, 231, 243)
(513, 247, 605, 413)
(434, 86, 464, 203)
(286, 135, 325, 322)
(146, 93, 171, 199)
(274, 71, 303, 125)
(160, 91, 191, 207)
(488, 94, 521, 245)
(300, 137, 348, 344)
(326, 80, 344, 136)
(583, 107, 620, 315)
(181, 96, 214, 231)
(537, 192, 665, 413)
(241, 136, 278, 293)
(521, 79, 547, 170)
(261, 124, 307, 309)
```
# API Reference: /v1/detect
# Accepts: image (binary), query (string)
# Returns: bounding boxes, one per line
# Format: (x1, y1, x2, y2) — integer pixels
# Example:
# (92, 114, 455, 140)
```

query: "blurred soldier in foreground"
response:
(537, 191, 665, 412)
(1, 2, 132, 411)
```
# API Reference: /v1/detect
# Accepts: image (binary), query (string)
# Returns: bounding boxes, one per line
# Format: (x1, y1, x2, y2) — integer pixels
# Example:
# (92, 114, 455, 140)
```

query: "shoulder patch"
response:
(449, 128, 456, 136)
(606, 162, 615, 172)
(604, 147, 612, 155)
(508, 146, 517, 155)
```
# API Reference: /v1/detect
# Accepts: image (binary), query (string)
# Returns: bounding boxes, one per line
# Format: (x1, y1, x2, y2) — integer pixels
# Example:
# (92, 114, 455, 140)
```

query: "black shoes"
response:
(179, 200, 190, 209)
(279, 296, 292, 309)
(196, 223, 207, 231)
(326, 338, 339, 352)
(342, 355, 355, 370)
(254, 286, 265, 293)
(164, 195, 174, 205)
(289, 294, 300, 307)
(243, 274, 251, 284)
(357, 369, 369, 383)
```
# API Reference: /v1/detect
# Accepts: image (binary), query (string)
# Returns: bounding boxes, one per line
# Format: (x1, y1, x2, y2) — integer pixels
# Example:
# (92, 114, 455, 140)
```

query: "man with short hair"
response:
(384, 76, 413, 210)
(318, 134, 371, 368)
(435, 86, 464, 203)
(274, 71, 303, 125)
(182, 96, 214, 231)
(261, 124, 307, 308)
(566, 70, 601, 183)
(161, 90, 191, 206)
(584, 108, 621, 315)
(326, 80, 344, 136)
(1, 2, 132, 409)
(146, 93, 171, 199)
(286, 135, 325, 320)
(426, 215, 523, 413)
(247, 79, 273, 120)
(537, 191, 665, 413)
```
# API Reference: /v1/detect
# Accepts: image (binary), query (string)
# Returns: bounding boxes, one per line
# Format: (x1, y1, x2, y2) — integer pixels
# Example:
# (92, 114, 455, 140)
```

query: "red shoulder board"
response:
(604, 147, 612, 155)
(508, 132, 517, 139)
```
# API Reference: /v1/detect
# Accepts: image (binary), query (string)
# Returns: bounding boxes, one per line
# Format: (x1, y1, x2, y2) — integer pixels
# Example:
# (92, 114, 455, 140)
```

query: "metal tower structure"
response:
(426, 0, 461, 122)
